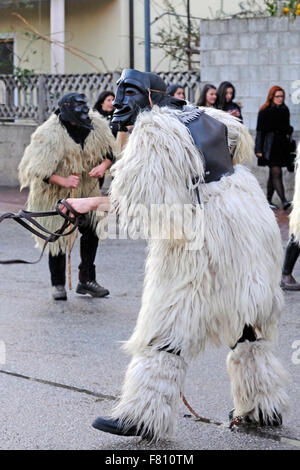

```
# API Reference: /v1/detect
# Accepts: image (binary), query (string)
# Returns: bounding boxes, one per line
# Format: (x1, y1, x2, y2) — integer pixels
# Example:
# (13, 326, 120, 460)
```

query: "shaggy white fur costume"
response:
(18, 110, 116, 255)
(109, 106, 289, 441)
(289, 142, 300, 244)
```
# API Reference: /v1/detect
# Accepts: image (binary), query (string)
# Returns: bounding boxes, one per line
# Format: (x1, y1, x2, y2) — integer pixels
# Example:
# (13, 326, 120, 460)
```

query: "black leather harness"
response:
(0, 200, 84, 265)
(179, 108, 234, 184)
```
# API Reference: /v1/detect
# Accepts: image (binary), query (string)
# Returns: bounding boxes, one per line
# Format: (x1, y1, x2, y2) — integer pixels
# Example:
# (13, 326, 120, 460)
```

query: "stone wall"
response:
(200, 16, 300, 133)
(0, 122, 36, 187)
(199, 16, 300, 202)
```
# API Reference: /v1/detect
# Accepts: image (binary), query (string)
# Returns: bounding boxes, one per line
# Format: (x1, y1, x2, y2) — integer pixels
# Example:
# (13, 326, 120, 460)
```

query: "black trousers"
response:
(282, 234, 300, 275)
(48, 221, 98, 286)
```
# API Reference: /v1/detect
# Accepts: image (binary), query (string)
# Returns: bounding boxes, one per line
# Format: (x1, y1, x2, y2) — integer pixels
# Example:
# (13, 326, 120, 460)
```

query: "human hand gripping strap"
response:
(0, 199, 82, 265)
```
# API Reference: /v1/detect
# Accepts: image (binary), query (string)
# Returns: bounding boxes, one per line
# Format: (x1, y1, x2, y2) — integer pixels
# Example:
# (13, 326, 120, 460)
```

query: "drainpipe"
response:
(129, 0, 134, 69)
(144, 0, 151, 72)
(277, 1, 282, 16)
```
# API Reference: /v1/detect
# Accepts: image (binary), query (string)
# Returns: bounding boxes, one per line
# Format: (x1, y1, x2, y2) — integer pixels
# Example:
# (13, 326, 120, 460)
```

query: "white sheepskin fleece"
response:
(289, 142, 300, 244)
(110, 105, 205, 241)
(18, 110, 116, 255)
(111, 107, 283, 357)
(227, 340, 290, 423)
(111, 350, 187, 442)
(108, 105, 286, 439)
(123, 165, 283, 359)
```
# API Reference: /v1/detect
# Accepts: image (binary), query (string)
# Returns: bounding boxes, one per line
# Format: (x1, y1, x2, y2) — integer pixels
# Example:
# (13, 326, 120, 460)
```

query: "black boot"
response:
(282, 201, 291, 211)
(52, 285, 67, 301)
(281, 274, 300, 291)
(76, 280, 109, 297)
(92, 417, 153, 440)
(257, 408, 282, 426)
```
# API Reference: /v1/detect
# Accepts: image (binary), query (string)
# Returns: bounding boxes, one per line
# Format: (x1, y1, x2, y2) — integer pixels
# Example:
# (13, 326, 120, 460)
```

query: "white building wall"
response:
(50, 0, 65, 73)
(0, 0, 267, 74)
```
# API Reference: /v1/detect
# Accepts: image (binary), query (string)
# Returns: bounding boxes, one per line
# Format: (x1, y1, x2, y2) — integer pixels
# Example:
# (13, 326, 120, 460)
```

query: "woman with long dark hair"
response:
(217, 81, 243, 121)
(166, 84, 185, 100)
(94, 90, 115, 119)
(94, 90, 119, 137)
(255, 86, 293, 210)
(94, 91, 117, 189)
(197, 84, 217, 108)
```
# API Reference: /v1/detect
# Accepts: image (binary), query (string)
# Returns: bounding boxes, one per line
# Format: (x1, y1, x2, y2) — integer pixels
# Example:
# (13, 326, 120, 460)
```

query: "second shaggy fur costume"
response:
(18, 109, 116, 256)
(109, 105, 289, 441)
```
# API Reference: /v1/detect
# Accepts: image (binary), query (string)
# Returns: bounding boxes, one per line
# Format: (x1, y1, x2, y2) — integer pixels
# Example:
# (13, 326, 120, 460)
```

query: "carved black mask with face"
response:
(58, 93, 93, 130)
(112, 69, 185, 126)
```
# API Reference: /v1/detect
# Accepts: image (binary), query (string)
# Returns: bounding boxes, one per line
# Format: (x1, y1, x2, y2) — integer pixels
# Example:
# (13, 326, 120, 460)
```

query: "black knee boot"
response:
(48, 252, 67, 300)
(281, 235, 300, 290)
(76, 222, 109, 297)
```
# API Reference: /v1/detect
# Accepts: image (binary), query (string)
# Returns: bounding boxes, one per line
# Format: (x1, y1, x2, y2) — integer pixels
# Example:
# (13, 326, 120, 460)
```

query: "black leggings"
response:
(267, 166, 287, 204)
(49, 222, 98, 286)
(282, 234, 300, 275)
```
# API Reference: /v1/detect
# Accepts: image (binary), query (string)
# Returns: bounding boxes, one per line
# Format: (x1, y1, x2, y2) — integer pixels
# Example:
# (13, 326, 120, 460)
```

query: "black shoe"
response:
(92, 417, 153, 440)
(268, 202, 279, 210)
(259, 410, 282, 426)
(283, 201, 292, 211)
(52, 285, 67, 301)
(281, 274, 300, 291)
(76, 280, 109, 298)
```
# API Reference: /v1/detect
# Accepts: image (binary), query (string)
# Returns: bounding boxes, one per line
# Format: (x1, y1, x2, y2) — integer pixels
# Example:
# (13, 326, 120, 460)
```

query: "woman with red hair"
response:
(255, 86, 293, 210)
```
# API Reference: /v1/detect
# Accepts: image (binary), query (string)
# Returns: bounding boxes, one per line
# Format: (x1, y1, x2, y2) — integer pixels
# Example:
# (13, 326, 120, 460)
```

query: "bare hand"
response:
(228, 109, 240, 117)
(256, 153, 263, 157)
(62, 198, 91, 215)
(64, 174, 79, 188)
(60, 197, 111, 215)
(89, 163, 106, 179)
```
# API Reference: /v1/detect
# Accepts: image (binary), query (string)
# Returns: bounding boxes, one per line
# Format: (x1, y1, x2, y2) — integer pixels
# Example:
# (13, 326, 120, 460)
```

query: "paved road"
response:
(0, 189, 299, 450)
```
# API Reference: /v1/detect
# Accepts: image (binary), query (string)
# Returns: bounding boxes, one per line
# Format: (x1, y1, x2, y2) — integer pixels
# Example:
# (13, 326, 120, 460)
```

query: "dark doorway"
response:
(0, 39, 14, 74)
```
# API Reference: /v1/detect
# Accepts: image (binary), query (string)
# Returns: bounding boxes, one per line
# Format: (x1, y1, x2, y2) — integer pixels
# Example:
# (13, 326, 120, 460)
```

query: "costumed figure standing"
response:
(18, 92, 116, 301)
(283, 142, 300, 290)
(79, 70, 289, 441)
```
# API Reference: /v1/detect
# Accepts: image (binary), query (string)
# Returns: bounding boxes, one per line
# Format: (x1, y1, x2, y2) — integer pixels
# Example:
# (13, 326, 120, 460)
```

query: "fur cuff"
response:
(111, 350, 187, 441)
(227, 339, 290, 424)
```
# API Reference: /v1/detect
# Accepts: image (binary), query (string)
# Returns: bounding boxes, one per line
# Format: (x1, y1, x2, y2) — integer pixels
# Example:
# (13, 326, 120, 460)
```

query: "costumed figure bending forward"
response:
(18, 93, 116, 301)
(70, 71, 289, 441)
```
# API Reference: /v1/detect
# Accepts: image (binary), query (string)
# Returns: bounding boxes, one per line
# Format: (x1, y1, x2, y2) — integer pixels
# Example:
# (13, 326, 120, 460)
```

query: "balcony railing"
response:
(0, 71, 201, 123)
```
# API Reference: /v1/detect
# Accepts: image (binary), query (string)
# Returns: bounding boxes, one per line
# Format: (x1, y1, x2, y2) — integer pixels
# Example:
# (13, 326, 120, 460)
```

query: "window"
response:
(0, 39, 14, 74)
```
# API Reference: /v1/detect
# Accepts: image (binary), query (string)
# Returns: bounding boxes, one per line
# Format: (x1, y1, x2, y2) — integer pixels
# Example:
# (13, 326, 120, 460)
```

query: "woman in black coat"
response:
(255, 86, 293, 210)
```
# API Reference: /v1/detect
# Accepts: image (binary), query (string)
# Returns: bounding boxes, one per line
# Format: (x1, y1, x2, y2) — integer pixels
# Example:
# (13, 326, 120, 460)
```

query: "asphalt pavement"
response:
(0, 188, 299, 451)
